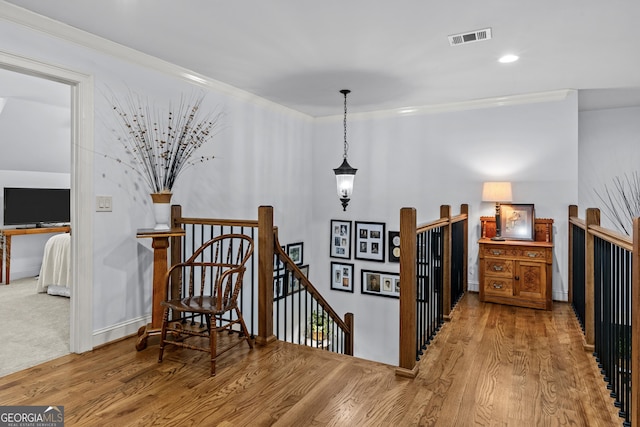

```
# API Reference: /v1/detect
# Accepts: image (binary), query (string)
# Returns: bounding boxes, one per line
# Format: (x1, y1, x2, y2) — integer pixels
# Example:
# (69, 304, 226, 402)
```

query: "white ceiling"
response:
(2, 0, 640, 116)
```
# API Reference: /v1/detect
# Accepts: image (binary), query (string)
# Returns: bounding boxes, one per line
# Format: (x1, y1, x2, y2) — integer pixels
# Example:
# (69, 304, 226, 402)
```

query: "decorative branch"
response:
(594, 172, 640, 235)
(108, 89, 223, 193)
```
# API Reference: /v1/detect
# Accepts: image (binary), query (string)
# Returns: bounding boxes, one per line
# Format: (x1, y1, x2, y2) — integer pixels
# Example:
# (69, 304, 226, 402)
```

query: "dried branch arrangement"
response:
(594, 172, 640, 235)
(109, 90, 223, 193)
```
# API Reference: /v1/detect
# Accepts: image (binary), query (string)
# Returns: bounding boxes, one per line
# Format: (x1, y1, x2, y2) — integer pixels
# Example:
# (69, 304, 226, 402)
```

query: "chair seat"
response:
(161, 297, 234, 315)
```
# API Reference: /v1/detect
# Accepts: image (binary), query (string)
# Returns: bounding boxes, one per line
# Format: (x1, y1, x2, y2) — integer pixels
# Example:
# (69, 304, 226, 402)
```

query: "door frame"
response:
(0, 50, 94, 353)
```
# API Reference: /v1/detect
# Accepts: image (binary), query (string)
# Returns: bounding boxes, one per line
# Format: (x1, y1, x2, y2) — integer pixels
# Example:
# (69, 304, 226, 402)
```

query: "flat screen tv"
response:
(3, 187, 71, 227)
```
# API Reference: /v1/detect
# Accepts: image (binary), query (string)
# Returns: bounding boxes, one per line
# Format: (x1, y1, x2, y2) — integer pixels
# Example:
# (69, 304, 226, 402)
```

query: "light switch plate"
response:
(96, 196, 112, 212)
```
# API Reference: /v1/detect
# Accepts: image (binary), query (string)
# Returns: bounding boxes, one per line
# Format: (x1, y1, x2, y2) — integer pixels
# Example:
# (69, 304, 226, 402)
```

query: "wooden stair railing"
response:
(397, 204, 468, 378)
(167, 205, 353, 355)
(272, 233, 353, 355)
(568, 205, 639, 427)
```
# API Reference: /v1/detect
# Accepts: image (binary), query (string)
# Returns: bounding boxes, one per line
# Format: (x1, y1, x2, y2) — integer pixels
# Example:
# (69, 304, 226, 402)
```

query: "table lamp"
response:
(482, 181, 512, 240)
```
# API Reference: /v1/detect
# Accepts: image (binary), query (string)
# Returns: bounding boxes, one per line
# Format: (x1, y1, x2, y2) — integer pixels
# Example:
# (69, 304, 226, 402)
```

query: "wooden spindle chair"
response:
(158, 234, 254, 376)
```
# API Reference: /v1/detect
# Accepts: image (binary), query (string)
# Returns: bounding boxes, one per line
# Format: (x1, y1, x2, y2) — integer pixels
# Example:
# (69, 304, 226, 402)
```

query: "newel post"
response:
(584, 207, 600, 351)
(169, 205, 183, 302)
(441, 205, 452, 319)
(344, 312, 354, 356)
(631, 217, 640, 427)
(396, 207, 418, 378)
(256, 205, 276, 346)
(568, 205, 578, 304)
(461, 204, 469, 293)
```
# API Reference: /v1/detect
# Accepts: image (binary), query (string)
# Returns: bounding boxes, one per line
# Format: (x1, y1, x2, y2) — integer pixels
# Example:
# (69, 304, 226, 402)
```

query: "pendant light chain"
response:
(342, 89, 350, 159)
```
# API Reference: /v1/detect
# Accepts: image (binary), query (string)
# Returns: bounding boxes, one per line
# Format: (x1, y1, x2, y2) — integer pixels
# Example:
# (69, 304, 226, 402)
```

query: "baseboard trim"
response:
(92, 315, 150, 348)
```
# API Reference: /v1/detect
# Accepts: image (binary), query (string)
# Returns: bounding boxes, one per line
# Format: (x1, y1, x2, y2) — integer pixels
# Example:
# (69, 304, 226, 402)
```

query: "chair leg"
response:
(236, 307, 254, 349)
(158, 307, 170, 363)
(209, 314, 217, 376)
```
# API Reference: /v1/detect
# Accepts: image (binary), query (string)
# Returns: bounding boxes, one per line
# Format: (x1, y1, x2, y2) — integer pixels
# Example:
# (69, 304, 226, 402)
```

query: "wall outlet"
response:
(96, 196, 112, 212)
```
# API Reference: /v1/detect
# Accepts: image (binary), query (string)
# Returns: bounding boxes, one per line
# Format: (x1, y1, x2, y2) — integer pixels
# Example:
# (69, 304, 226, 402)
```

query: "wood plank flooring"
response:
(0, 293, 621, 426)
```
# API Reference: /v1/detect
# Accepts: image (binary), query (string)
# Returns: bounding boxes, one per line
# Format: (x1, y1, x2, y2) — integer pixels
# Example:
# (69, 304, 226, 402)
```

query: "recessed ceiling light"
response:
(498, 54, 519, 64)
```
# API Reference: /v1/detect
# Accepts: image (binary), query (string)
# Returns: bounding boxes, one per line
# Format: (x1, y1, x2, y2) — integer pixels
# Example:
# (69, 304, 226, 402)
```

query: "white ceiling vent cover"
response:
(448, 28, 492, 46)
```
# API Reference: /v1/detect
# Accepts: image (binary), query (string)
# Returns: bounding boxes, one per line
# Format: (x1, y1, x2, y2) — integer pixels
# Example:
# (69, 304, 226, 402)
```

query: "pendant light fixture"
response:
(333, 89, 357, 211)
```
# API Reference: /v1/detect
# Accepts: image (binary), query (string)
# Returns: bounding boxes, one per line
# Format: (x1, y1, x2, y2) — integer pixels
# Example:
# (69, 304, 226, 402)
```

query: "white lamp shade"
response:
(482, 181, 512, 202)
(336, 173, 355, 198)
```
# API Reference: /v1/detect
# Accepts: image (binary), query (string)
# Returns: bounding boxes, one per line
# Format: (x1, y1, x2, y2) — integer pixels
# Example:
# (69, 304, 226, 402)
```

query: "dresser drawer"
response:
(482, 245, 511, 258)
(517, 247, 547, 260)
(483, 259, 513, 277)
(484, 277, 513, 297)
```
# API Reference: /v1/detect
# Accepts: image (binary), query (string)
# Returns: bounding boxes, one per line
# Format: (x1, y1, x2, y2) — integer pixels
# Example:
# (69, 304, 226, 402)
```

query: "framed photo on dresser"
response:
(499, 204, 535, 240)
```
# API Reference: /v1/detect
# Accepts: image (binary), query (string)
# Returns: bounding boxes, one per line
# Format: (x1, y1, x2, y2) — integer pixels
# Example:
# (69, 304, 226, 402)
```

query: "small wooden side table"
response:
(135, 227, 185, 350)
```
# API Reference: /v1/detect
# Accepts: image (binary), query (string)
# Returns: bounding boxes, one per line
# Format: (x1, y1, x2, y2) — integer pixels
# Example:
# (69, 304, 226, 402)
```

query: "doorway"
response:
(0, 50, 93, 354)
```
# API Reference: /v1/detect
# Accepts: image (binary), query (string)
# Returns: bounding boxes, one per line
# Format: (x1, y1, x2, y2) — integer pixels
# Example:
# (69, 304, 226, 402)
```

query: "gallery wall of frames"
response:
(330, 219, 401, 298)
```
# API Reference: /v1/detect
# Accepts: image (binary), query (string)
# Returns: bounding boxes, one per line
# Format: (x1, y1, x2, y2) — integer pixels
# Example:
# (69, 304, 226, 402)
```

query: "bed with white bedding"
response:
(36, 233, 71, 297)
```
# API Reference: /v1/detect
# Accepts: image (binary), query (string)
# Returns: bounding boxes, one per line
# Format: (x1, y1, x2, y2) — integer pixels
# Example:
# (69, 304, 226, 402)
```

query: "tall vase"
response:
(150, 191, 172, 231)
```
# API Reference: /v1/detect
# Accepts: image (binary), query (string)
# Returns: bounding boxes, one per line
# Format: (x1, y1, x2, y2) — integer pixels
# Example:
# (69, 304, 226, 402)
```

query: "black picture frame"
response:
(499, 203, 535, 240)
(274, 245, 286, 276)
(289, 265, 308, 294)
(330, 262, 354, 293)
(355, 221, 386, 262)
(361, 269, 400, 298)
(287, 242, 304, 265)
(274, 274, 285, 300)
(330, 219, 352, 259)
(388, 231, 400, 262)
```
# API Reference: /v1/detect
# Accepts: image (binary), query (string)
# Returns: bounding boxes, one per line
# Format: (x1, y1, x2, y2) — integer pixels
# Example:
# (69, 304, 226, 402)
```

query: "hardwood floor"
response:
(0, 293, 621, 426)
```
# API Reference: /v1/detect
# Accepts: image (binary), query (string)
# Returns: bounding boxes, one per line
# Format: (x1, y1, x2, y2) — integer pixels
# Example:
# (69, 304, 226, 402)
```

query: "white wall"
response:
(311, 94, 578, 364)
(579, 106, 640, 233)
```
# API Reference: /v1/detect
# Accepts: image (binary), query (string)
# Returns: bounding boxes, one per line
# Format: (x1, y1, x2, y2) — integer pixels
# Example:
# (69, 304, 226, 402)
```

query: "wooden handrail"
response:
(588, 224, 632, 251)
(416, 217, 449, 234)
(178, 217, 259, 228)
(272, 239, 351, 334)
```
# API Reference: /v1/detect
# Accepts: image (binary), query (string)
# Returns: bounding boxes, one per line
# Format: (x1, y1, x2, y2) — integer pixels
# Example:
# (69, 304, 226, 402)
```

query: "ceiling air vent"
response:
(448, 28, 492, 46)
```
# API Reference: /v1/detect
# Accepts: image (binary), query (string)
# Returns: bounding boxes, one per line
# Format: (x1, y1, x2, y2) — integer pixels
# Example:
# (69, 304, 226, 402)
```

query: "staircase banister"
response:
(588, 224, 632, 251)
(178, 216, 259, 228)
(416, 217, 449, 234)
(273, 232, 352, 333)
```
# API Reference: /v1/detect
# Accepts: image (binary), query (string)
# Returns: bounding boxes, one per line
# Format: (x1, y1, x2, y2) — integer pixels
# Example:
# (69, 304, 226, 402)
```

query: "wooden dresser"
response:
(478, 216, 553, 310)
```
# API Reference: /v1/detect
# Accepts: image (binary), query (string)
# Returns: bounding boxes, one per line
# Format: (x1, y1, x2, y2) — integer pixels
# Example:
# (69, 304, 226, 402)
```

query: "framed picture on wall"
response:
(355, 221, 386, 262)
(499, 203, 535, 240)
(361, 269, 400, 298)
(330, 262, 354, 293)
(330, 219, 352, 259)
(287, 242, 304, 265)
(291, 265, 309, 293)
(274, 275, 285, 300)
(388, 231, 400, 262)
(274, 245, 286, 276)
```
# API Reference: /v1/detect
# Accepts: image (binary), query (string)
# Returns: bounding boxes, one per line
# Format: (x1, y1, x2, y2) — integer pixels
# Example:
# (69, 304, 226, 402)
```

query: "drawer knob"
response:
(491, 250, 502, 255)
(492, 283, 503, 289)
(492, 265, 503, 271)
(526, 252, 538, 257)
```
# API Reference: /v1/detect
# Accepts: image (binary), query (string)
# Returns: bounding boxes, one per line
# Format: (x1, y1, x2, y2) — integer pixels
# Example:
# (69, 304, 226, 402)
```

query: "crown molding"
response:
(317, 89, 575, 121)
(0, 1, 312, 120)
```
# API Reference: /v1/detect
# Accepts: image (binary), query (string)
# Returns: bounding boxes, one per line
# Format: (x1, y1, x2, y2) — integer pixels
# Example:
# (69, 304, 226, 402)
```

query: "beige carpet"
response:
(0, 276, 69, 377)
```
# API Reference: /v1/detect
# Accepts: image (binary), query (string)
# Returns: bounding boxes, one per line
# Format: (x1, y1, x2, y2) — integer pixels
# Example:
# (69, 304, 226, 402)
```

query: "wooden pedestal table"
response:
(135, 227, 185, 350)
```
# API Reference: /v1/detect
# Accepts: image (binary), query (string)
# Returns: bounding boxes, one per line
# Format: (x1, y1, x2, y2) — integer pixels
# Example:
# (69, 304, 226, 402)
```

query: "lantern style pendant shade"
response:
(334, 89, 357, 211)
(334, 158, 357, 211)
